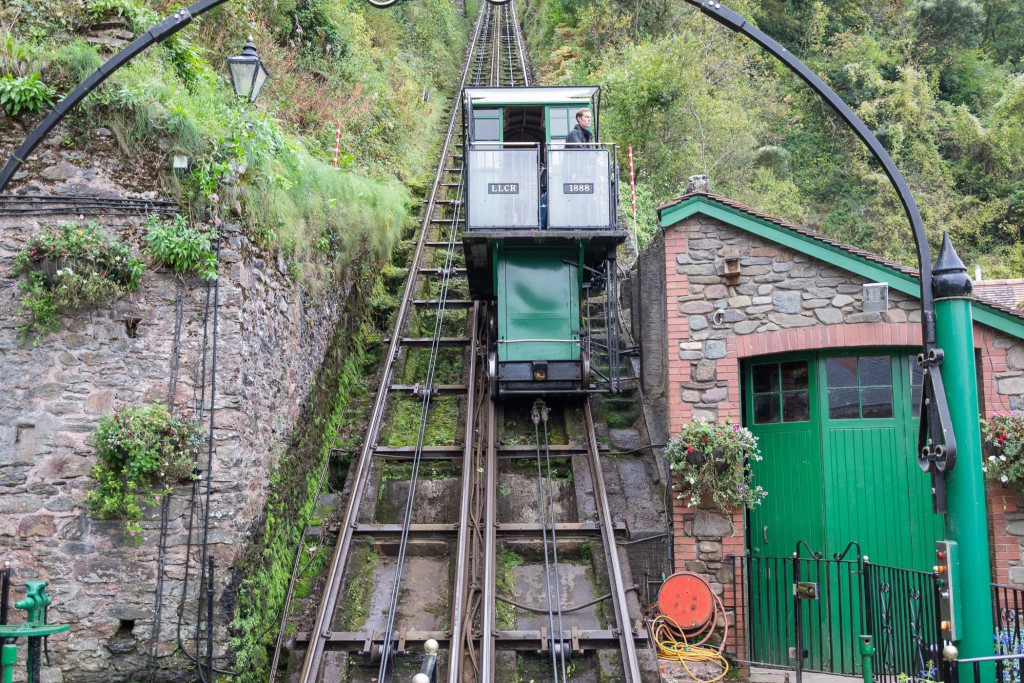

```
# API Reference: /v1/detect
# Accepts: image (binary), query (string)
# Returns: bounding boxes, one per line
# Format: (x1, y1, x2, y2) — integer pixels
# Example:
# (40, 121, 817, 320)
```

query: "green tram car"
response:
(460, 86, 628, 395)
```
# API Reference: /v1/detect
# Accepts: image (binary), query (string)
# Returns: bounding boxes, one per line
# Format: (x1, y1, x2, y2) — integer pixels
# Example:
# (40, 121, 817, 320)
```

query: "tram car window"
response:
(461, 86, 628, 395)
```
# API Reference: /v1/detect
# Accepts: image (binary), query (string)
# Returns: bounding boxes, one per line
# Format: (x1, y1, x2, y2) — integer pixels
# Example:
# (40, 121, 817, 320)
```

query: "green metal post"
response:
(859, 635, 874, 683)
(933, 234, 994, 680)
(2, 641, 16, 683)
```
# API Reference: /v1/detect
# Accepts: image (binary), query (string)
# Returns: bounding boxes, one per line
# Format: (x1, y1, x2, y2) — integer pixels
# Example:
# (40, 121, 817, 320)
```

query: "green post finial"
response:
(932, 232, 972, 299)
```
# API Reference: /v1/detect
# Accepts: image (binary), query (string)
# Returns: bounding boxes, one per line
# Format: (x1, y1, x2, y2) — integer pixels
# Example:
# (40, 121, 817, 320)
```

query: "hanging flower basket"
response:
(665, 418, 766, 511)
(981, 413, 1024, 488)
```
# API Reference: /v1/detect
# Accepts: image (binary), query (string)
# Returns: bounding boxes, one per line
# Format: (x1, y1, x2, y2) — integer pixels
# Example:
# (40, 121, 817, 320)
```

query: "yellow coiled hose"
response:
(649, 614, 730, 682)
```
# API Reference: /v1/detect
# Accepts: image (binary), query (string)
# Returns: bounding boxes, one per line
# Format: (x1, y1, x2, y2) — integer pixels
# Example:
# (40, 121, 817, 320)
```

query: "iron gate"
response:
(727, 543, 944, 682)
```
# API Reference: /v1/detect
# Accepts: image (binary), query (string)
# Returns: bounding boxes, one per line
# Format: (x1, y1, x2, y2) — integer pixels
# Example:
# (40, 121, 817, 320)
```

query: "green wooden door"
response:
(746, 350, 942, 563)
(746, 356, 823, 557)
(819, 353, 943, 571)
(744, 350, 944, 671)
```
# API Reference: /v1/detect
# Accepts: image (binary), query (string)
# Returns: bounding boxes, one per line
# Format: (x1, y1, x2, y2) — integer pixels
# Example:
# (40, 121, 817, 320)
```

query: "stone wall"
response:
(634, 207, 1024, 656)
(0, 201, 346, 680)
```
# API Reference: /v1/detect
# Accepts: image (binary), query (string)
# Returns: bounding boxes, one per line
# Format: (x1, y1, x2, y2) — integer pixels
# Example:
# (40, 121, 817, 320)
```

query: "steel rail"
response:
(296, 2, 490, 679)
(509, 0, 530, 86)
(447, 301, 481, 683)
(480, 382, 499, 681)
(375, 102, 467, 682)
(583, 398, 643, 682)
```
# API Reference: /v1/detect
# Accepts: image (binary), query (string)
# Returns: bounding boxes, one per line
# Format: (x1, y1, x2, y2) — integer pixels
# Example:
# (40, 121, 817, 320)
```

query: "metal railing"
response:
(466, 142, 540, 229)
(728, 552, 1024, 683)
(464, 141, 620, 232)
(864, 561, 943, 683)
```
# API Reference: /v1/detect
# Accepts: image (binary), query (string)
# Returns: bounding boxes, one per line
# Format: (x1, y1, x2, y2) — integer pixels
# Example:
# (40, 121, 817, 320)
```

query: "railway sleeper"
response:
(294, 628, 646, 652)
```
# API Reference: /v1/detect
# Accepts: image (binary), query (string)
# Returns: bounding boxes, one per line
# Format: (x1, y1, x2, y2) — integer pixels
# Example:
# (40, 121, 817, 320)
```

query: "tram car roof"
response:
(463, 85, 600, 108)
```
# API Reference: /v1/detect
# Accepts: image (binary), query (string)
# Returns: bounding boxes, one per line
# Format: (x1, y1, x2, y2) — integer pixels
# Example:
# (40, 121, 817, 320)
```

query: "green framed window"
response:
(546, 106, 590, 146)
(751, 360, 811, 424)
(473, 107, 502, 142)
(825, 355, 894, 419)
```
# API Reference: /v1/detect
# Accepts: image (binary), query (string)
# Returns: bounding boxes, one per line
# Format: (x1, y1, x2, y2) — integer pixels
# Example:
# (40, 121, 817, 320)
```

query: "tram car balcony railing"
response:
(546, 142, 617, 231)
(466, 141, 541, 230)
(465, 141, 620, 232)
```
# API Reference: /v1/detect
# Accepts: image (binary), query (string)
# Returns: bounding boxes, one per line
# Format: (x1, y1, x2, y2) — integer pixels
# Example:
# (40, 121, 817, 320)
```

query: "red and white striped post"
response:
(333, 121, 342, 168)
(628, 146, 638, 253)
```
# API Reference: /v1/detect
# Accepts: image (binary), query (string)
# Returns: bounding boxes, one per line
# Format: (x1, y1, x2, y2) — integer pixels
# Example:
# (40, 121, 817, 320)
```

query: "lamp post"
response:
(0, 0, 268, 194)
(226, 37, 269, 103)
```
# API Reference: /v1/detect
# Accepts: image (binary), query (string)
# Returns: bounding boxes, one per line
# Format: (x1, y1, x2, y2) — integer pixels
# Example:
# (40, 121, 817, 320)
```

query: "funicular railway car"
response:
(460, 86, 628, 395)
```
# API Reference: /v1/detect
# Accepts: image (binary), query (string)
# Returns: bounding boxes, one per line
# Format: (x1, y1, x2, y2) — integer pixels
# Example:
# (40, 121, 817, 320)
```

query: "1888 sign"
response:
(563, 183, 594, 194)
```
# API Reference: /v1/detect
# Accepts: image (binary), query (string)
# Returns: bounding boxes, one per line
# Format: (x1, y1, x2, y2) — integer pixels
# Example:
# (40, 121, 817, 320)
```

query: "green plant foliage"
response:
(11, 221, 144, 339)
(0, 72, 55, 116)
(86, 403, 201, 538)
(665, 419, 766, 511)
(981, 413, 1024, 488)
(144, 214, 219, 280)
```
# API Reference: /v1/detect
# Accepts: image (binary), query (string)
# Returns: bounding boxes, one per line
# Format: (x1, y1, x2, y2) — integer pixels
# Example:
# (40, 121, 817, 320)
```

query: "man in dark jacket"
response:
(565, 108, 594, 146)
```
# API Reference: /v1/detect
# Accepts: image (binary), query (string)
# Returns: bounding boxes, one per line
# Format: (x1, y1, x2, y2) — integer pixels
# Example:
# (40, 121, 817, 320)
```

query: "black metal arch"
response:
(679, 0, 958, 510)
(0, 0, 231, 194)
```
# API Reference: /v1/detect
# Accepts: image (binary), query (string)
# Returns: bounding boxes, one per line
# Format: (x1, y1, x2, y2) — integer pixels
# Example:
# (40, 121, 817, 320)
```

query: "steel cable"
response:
(532, 405, 562, 683)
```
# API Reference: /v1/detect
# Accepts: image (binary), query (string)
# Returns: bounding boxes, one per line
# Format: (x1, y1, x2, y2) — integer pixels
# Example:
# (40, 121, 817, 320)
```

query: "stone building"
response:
(632, 190, 1024, 660)
(0, 167, 349, 679)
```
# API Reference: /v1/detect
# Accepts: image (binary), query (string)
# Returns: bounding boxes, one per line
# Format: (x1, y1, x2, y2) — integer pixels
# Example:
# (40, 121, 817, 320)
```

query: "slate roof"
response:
(974, 280, 1024, 312)
(657, 190, 1024, 323)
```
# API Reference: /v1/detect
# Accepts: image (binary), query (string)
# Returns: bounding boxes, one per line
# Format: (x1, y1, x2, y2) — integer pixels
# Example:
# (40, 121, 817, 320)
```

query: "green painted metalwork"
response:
(659, 196, 1024, 342)
(495, 246, 581, 363)
(1, 643, 15, 683)
(859, 634, 875, 683)
(0, 580, 70, 683)
(935, 295, 994, 673)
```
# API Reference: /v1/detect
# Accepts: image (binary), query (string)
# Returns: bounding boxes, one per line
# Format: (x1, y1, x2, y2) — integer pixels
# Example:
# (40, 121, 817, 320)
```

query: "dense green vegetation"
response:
(525, 0, 1024, 275)
(2, 0, 470, 286)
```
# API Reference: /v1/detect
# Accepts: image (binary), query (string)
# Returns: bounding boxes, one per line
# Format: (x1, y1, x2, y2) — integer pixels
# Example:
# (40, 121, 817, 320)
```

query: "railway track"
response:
(280, 3, 652, 681)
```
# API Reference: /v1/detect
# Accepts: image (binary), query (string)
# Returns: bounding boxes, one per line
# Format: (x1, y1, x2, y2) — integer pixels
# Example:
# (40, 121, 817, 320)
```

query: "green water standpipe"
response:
(0, 580, 70, 683)
(859, 635, 874, 683)
(932, 233, 995, 681)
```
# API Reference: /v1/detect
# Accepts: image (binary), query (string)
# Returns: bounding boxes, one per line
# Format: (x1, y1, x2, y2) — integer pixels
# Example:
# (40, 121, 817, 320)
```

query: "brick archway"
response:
(734, 322, 923, 358)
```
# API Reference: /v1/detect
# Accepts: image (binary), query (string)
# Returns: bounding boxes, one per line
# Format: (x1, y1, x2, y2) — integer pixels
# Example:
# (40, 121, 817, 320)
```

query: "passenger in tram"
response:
(565, 108, 594, 146)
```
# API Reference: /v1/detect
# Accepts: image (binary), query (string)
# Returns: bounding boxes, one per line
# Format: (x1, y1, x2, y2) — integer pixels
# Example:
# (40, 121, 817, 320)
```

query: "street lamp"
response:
(226, 37, 269, 103)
